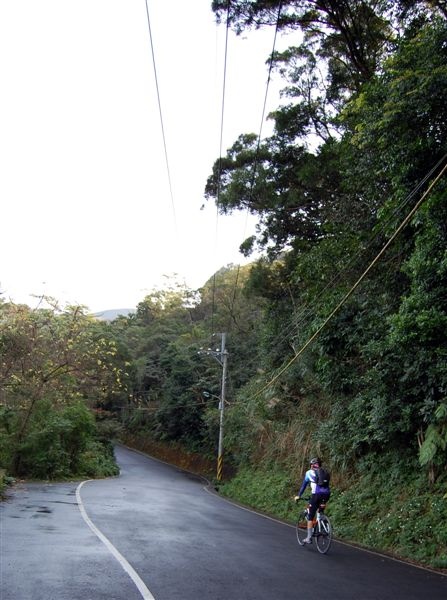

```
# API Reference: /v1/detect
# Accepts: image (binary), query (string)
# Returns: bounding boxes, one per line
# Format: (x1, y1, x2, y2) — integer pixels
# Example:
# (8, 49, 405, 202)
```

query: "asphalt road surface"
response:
(1, 444, 446, 600)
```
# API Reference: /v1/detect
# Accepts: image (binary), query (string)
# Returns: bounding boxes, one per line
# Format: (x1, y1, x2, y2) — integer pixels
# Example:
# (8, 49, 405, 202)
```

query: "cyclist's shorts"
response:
(308, 493, 330, 520)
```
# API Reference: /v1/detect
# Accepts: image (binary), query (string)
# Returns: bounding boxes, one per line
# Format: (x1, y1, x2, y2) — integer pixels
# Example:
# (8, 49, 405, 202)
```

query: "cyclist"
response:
(294, 457, 331, 544)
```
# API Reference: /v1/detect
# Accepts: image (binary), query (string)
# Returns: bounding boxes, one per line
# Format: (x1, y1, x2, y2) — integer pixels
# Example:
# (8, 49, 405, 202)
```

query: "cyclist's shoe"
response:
(303, 538, 313, 544)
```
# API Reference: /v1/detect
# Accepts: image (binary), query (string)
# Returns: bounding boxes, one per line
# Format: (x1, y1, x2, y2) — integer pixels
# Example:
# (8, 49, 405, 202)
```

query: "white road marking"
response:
(76, 480, 156, 600)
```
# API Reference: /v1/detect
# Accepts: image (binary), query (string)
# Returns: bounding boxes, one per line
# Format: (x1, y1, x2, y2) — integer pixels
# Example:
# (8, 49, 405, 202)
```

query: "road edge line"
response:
(76, 480, 156, 600)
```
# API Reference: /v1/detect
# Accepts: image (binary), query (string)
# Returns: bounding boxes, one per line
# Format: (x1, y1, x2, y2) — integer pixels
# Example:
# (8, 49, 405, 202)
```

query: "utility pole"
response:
(198, 333, 228, 482)
(217, 332, 228, 482)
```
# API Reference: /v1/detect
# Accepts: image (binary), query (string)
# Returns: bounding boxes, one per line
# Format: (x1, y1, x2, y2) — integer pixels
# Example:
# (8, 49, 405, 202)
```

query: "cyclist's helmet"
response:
(310, 457, 321, 467)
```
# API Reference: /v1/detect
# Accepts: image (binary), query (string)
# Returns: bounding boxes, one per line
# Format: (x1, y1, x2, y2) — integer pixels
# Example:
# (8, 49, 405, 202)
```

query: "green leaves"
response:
(419, 403, 447, 467)
(0, 302, 128, 477)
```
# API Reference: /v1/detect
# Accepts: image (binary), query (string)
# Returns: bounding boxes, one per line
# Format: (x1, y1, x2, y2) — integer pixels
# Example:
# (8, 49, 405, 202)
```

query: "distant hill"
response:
(94, 308, 136, 321)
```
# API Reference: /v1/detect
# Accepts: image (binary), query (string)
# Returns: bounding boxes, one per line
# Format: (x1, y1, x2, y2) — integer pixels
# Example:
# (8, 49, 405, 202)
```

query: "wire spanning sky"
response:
(0, 0, 286, 312)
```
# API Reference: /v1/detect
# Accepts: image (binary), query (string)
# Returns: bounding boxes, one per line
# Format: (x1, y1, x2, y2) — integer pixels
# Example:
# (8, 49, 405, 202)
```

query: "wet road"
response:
(1, 445, 446, 599)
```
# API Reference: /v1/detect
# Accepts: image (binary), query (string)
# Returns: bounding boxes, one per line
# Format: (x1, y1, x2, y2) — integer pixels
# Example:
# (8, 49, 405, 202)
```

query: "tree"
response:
(207, 3, 445, 258)
(0, 301, 127, 475)
(213, 1, 394, 96)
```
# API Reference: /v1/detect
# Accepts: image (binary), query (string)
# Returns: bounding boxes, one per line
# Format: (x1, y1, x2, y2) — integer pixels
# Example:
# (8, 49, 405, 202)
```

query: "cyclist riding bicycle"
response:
(294, 457, 331, 544)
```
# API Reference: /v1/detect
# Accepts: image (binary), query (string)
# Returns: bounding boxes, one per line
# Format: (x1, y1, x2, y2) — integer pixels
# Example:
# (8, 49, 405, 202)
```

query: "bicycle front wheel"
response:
(295, 511, 309, 546)
(315, 516, 332, 554)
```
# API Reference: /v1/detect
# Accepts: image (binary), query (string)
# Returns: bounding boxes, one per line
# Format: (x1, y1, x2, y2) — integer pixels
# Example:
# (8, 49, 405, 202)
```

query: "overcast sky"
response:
(0, 0, 287, 312)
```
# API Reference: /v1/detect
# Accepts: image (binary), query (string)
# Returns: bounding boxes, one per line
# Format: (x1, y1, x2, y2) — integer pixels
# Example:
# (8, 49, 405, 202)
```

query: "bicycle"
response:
(295, 499, 332, 554)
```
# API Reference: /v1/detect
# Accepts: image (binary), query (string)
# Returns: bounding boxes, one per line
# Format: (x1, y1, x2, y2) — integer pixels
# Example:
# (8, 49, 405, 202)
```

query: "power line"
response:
(264, 153, 447, 357)
(226, 1, 283, 332)
(144, 0, 178, 234)
(247, 158, 447, 401)
(211, 0, 231, 338)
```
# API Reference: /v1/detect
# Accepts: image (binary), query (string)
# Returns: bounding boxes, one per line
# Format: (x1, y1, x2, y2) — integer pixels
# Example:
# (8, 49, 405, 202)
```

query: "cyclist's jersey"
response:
(298, 468, 330, 497)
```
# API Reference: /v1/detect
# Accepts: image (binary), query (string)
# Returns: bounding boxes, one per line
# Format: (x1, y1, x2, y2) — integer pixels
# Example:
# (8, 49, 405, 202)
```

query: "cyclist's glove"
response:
(294, 495, 300, 502)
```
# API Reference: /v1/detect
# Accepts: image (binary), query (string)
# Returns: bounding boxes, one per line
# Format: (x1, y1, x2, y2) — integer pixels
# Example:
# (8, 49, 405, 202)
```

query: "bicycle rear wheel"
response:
(295, 511, 309, 546)
(315, 516, 332, 554)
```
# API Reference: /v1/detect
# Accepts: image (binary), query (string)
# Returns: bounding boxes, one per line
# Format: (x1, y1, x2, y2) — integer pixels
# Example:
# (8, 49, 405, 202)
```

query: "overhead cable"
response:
(267, 152, 447, 355)
(247, 157, 447, 401)
(226, 1, 283, 332)
(144, 0, 177, 234)
(211, 0, 231, 337)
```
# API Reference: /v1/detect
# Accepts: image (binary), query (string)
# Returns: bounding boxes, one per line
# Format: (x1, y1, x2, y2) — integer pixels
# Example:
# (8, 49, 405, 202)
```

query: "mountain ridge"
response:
(94, 308, 136, 321)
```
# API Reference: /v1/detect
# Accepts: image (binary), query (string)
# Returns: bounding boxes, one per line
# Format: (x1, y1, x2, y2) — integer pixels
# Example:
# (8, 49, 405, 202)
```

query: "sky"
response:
(0, 0, 287, 313)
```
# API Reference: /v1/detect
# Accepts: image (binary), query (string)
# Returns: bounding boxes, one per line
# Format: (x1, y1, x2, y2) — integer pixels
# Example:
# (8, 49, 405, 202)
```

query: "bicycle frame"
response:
(296, 499, 332, 554)
(314, 511, 330, 535)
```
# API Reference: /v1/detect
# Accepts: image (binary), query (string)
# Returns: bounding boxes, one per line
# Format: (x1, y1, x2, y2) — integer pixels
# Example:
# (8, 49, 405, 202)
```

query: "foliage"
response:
(0, 301, 126, 478)
(76, 439, 119, 479)
(220, 464, 296, 520)
(213, 1, 396, 96)
(207, 3, 447, 256)
(0, 399, 118, 480)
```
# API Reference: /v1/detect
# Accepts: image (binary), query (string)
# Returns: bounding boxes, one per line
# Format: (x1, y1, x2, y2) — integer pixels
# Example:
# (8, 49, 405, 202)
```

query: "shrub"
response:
(7, 401, 119, 480)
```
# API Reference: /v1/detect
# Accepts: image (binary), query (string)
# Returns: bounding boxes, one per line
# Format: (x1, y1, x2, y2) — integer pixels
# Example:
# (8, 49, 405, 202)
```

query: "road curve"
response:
(1, 444, 446, 600)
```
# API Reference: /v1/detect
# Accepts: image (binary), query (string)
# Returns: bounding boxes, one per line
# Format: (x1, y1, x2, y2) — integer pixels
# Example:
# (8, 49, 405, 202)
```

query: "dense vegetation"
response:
(0, 302, 123, 479)
(1, 0, 446, 569)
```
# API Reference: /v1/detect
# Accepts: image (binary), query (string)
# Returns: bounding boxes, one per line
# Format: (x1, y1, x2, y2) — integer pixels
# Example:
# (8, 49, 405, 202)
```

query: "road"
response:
(1, 445, 446, 600)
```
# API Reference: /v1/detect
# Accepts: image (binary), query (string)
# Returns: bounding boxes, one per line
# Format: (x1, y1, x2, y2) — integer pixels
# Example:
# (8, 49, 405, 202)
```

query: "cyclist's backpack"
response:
(316, 467, 330, 488)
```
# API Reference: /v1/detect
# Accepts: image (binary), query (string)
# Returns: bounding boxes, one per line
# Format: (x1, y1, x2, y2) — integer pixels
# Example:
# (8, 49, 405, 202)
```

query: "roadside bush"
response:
(16, 402, 95, 479)
(0, 407, 18, 468)
(220, 465, 297, 521)
(95, 415, 124, 442)
(7, 401, 119, 480)
(77, 439, 119, 478)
